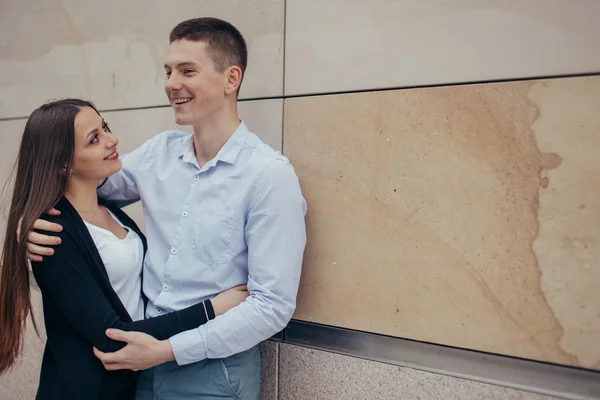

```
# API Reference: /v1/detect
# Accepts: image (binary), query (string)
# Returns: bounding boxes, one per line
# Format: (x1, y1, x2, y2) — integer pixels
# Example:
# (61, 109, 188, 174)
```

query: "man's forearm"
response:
(169, 284, 294, 365)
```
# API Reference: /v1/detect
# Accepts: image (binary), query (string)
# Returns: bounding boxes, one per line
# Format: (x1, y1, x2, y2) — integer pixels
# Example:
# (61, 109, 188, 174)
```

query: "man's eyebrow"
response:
(164, 61, 198, 69)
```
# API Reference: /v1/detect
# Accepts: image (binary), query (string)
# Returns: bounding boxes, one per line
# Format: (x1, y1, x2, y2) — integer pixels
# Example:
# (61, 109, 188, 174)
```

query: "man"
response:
(26, 17, 307, 399)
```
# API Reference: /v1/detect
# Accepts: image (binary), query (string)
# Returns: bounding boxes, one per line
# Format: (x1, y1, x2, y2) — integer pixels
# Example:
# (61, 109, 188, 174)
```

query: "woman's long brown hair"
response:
(0, 99, 97, 374)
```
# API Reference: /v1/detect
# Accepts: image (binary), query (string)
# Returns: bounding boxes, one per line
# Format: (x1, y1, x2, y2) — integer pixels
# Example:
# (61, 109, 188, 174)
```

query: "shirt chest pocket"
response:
(191, 205, 236, 265)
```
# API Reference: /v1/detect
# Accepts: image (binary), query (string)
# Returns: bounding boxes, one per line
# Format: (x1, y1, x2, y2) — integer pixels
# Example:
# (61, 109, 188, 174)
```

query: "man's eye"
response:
(184, 69, 194, 74)
(165, 71, 172, 77)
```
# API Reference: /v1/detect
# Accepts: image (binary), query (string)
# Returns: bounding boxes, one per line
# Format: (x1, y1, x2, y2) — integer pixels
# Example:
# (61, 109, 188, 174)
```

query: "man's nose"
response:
(165, 73, 183, 92)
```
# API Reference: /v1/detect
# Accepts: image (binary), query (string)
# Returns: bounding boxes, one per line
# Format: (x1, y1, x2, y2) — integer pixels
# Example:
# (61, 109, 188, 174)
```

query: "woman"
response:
(0, 99, 248, 399)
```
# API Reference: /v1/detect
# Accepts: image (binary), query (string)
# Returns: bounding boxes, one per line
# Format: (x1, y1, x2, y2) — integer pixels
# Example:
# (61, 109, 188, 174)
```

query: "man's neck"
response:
(192, 108, 241, 167)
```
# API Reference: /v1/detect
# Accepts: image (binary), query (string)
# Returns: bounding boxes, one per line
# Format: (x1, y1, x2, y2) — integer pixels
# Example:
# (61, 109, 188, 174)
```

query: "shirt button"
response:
(171, 248, 178, 255)
(193, 175, 199, 181)
(163, 284, 169, 291)
(182, 211, 188, 218)
(156, 308, 162, 314)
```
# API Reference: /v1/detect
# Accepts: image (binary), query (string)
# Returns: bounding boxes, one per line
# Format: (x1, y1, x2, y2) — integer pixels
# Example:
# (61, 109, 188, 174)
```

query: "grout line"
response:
(280, 98, 285, 155)
(282, 0, 287, 98)
(275, 342, 280, 400)
(279, 0, 287, 157)
(2, 71, 599, 122)
(0, 95, 284, 122)
(281, 71, 600, 100)
(0, 115, 29, 122)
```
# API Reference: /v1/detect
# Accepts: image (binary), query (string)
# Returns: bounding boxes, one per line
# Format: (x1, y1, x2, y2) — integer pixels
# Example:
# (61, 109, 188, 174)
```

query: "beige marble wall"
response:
(285, 0, 600, 96)
(0, 0, 284, 118)
(259, 341, 279, 400)
(2, 0, 599, 396)
(0, 119, 26, 192)
(0, 292, 45, 400)
(278, 344, 558, 400)
(0, 98, 283, 397)
(284, 76, 600, 369)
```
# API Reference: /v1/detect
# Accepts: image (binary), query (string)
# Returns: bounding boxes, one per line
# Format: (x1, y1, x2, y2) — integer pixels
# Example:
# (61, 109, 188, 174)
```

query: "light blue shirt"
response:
(98, 121, 307, 365)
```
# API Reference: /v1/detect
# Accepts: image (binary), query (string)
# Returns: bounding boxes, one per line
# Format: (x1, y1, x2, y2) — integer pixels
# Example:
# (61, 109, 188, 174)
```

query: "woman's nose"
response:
(106, 135, 119, 148)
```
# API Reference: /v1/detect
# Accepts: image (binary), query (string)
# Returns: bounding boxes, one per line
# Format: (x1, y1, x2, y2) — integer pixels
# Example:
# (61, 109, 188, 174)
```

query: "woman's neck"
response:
(64, 179, 102, 215)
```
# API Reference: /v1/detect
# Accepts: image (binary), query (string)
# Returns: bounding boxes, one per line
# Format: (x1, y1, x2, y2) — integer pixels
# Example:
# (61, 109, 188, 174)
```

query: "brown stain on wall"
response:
(446, 82, 577, 363)
(447, 82, 579, 365)
(539, 153, 563, 170)
(528, 77, 600, 368)
(284, 77, 600, 368)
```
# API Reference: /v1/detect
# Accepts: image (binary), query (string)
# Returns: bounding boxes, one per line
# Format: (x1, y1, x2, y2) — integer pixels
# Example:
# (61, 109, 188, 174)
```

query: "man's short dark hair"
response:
(170, 17, 248, 93)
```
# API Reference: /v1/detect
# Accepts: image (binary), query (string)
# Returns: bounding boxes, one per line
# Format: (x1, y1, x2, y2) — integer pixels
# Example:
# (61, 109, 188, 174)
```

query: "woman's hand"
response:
(210, 284, 249, 316)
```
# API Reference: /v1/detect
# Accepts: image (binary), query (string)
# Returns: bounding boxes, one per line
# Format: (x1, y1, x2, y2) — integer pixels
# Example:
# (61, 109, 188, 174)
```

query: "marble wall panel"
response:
(284, 76, 600, 369)
(0, 0, 284, 118)
(285, 0, 600, 95)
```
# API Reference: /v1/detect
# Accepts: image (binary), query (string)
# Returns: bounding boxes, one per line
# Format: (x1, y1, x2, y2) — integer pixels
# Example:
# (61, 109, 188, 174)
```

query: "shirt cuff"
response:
(169, 325, 208, 365)
(204, 300, 216, 320)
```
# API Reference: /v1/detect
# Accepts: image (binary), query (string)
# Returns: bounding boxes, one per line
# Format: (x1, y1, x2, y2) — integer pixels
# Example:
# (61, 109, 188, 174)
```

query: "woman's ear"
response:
(59, 166, 72, 176)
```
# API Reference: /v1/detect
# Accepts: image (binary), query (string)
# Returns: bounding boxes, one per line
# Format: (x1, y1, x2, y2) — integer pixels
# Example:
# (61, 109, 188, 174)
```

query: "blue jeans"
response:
(135, 345, 261, 400)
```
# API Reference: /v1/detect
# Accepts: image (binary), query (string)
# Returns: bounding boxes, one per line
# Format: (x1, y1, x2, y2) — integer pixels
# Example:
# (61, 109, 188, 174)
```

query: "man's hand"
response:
(93, 329, 175, 371)
(19, 208, 63, 262)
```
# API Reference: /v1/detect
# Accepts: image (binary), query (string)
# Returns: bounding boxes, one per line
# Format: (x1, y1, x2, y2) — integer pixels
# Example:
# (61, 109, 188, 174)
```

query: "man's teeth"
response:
(174, 97, 192, 104)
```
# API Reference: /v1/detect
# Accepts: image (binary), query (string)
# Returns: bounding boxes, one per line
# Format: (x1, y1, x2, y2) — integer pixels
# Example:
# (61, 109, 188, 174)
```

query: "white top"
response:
(84, 209, 145, 321)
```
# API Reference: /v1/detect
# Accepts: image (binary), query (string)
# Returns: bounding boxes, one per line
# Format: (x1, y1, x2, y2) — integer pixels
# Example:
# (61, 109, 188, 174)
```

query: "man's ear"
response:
(224, 66, 243, 95)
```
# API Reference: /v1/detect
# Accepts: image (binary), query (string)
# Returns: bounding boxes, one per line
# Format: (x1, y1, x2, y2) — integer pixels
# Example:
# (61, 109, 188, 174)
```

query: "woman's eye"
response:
(102, 122, 111, 133)
(90, 134, 99, 144)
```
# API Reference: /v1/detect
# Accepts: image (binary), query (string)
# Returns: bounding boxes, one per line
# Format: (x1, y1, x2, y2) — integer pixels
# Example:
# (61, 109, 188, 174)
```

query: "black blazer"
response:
(31, 197, 215, 400)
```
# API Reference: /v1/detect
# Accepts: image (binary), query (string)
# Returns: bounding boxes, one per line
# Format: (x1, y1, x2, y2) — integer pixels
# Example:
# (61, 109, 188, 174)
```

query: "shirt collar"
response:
(177, 135, 195, 162)
(177, 120, 249, 166)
